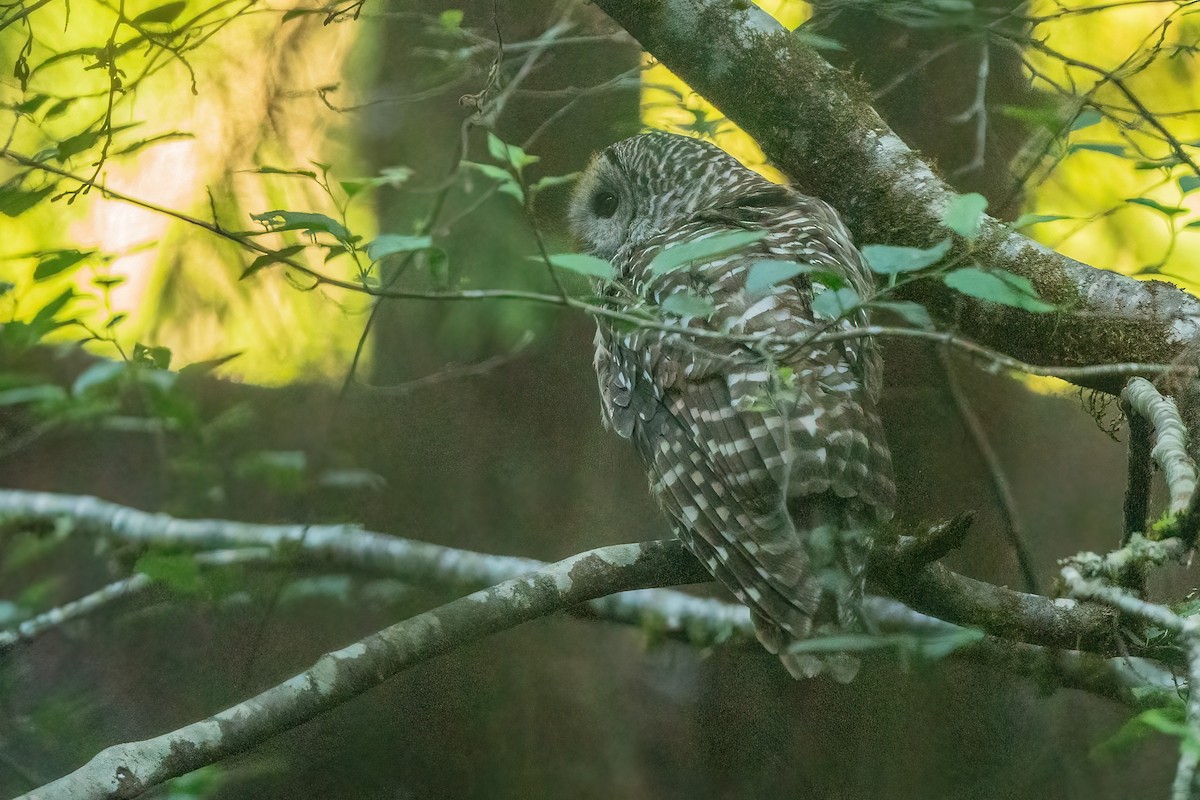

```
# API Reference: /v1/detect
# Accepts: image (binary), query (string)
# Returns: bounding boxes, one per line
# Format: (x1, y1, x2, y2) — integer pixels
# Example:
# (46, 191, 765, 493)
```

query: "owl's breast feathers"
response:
(593, 194, 895, 678)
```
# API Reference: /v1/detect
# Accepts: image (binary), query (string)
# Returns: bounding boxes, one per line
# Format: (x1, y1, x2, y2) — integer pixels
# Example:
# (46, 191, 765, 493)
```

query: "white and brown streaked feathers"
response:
(573, 132, 895, 680)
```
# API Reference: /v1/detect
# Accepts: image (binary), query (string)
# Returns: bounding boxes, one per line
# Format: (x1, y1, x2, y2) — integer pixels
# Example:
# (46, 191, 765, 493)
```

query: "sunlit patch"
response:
(1021, 0, 1200, 293)
(640, 1, 810, 185)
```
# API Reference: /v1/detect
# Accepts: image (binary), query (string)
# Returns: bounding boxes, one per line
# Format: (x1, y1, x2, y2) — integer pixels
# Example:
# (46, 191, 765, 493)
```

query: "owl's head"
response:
(568, 131, 780, 260)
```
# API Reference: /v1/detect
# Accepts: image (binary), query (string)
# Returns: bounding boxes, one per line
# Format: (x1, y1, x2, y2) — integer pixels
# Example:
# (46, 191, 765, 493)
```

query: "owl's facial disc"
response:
(568, 154, 634, 261)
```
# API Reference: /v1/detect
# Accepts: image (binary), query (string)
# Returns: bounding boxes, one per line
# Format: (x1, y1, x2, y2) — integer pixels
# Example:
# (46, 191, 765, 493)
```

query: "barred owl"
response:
(569, 132, 895, 680)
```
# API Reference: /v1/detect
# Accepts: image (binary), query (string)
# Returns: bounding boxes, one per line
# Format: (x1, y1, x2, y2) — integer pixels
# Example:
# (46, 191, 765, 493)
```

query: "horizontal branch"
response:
(5, 489, 1179, 797)
(589, 0, 1200, 393)
(0, 489, 1136, 658)
(0, 489, 747, 649)
(16, 541, 699, 800)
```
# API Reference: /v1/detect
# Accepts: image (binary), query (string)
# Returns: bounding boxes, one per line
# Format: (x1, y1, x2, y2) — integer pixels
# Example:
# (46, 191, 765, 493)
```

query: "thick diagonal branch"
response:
(588, 0, 1200, 394)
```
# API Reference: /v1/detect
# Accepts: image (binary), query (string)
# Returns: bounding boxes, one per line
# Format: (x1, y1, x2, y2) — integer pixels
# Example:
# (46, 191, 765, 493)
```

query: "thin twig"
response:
(938, 347, 1038, 592)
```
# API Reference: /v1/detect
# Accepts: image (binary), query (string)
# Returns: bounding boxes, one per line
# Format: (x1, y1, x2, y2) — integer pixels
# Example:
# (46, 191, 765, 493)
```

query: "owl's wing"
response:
(597, 208, 894, 678)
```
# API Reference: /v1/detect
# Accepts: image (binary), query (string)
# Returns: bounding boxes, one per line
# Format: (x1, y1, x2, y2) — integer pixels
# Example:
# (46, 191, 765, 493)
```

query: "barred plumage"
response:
(570, 132, 895, 680)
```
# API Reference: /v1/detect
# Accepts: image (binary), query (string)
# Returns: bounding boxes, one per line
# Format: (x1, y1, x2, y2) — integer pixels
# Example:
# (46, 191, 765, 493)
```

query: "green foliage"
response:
(241, 245, 306, 279)
(862, 239, 951, 274)
(251, 210, 353, 245)
(539, 253, 615, 280)
(1126, 197, 1188, 217)
(133, 1, 187, 25)
(942, 193, 988, 239)
(1013, 213, 1071, 229)
(871, 300, 934, 328)
(1070, 108, 1103, 131)
(648, 230, 765, 275)
(162, 766, 228, 800)
(811, 287, 860, 320)
(745, 259, 812, 295)
(943, 266, 1056, 313)
(32, 249, 93, 281)
(1092, 703, 1196, 763)
(439, 9, 464, 29)
(487, 132, 539, 172)
(660, 291, 715, 318)
(366, 235, 434, 262)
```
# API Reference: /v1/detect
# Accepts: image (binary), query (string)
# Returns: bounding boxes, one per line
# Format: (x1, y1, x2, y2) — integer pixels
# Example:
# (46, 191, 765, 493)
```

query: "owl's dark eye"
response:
(591, 190, 619, 219)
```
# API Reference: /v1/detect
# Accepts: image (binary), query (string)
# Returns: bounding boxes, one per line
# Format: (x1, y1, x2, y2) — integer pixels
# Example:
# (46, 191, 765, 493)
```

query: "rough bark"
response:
(589, 0, 1200, 393)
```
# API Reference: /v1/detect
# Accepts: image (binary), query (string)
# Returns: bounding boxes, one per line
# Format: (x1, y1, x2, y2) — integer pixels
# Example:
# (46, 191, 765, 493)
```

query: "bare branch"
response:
(15, 541, 703, 800)
(0, 489, 1135, 658)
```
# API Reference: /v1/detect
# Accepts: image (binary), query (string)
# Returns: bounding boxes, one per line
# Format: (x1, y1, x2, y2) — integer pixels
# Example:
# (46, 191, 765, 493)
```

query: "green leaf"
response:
(539, 253, 614, 280)
(14, 94, 49, 115)
(872, 300, 933, 329)
(133, 343, 172, 370)
(463, 161, 523, 203)
(245, 165, 318, 179)
(250, 210, 351, 243)
(1069, 142, 1125, 157)
(862, 239, 952, 274)
(1092, 704, 1190, 762)
(811, 287, 860, 320)
(487, 132, 539, 170)
(529, 172, 580, 195)
(648, 230, 765, 275)
(660, 292, 715, 318)
(377, 165, 414, 187)
(0, 385, 67, 407)
(1186, 219, 1200, 230)
(111, 132, 193, 157)
(1012, 213, 1071, 229)
(942, 193, 988, 239)
(135, 552, 201, 593)
(745, 259, 812, 295)
(1126, 197, 1188, 216)
(366, 234, 433, 261)
(33, 249, 92, 281)
(0, 181, 54, 216)
(1180, 176, 1200, 194)
(943, 266, 1055, 313)
(241, 244, 305, 279)
(1135, 156, 1183, 170)
(178, 352, 241, 377)
(72, 360, 126, 397)
(29, 288, 75, 333)
(54, 124, 138, 160)
(1069, 108, 1102, 131)
(439, 8, 464, 28)
(133, 1, 186, 24)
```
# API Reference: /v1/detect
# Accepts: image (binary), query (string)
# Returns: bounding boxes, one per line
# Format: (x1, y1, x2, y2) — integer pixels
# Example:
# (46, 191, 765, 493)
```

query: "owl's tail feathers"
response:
(754, 501, 875, 683)
(752, 613, 861, 683)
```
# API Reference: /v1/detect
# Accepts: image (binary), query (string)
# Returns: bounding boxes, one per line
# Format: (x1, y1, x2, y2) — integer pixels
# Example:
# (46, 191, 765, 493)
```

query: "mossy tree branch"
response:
(587, 0, 1200, 394)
